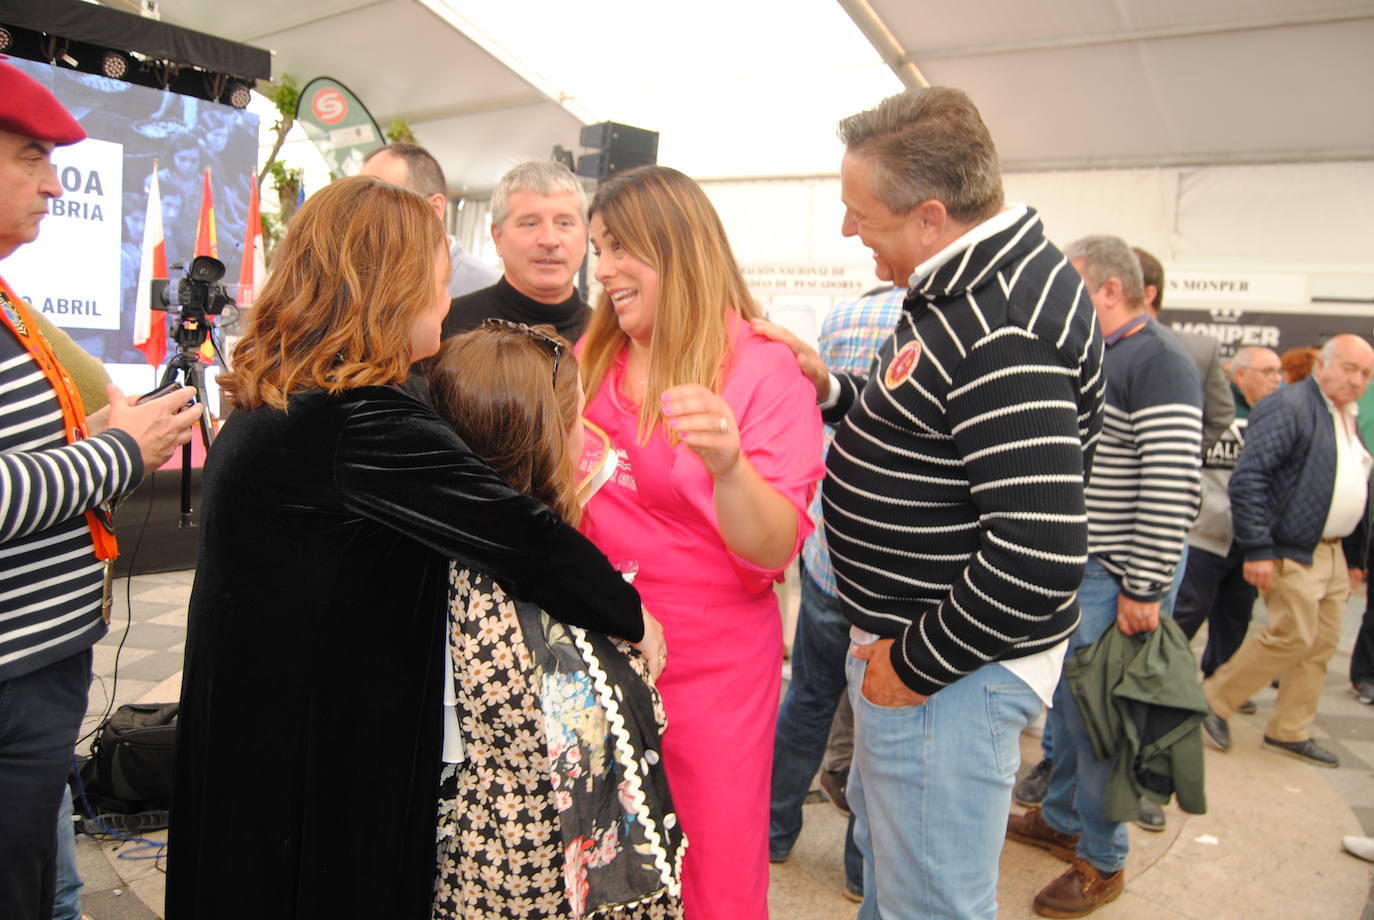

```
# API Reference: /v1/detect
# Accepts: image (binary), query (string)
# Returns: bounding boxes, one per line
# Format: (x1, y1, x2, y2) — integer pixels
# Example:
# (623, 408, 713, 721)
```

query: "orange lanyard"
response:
(0, 276, 119, 564)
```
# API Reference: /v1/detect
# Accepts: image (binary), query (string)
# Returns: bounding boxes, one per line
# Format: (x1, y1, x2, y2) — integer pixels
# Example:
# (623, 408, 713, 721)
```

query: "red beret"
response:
(0, 56, 86, 146)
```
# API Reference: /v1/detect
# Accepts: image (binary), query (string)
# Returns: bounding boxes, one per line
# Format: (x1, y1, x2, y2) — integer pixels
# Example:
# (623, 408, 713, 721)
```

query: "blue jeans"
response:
(1160, 547, 1187, 617)
(847, 652, 1040, 919)
(769, 572, 862, 890)
(1042, 557, 1130, 873)
(54, 781, 81, 920)
(1039, 551, 1185, 763)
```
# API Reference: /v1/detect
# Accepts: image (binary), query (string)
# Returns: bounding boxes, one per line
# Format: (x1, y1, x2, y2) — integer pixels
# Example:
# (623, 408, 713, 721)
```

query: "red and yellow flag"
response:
(237, 177, 265, 309)
(195, 167, 217, 258)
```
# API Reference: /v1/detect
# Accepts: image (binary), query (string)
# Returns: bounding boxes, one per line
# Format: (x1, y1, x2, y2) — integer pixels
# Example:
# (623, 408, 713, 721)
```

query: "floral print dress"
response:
(434, 564, 685, 919)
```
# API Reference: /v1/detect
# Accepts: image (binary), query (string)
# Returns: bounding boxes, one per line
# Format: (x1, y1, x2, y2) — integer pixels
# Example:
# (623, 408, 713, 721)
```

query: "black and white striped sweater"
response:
(1088, 320, 1202, 598)
(1, 302, 141, 682)
(823, 207, 1105, 696)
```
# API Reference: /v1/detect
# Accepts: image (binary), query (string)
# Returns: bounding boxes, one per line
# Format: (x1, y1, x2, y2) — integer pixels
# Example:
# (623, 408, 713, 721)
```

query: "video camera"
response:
(153, 255, 234, 319)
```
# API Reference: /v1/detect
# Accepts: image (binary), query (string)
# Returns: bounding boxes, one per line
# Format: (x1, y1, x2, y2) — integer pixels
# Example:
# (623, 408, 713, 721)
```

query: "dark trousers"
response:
(1173, 545, 1257, 677)
(1351, 605, 1374, 685)
(768, 570, 862, 890)
(0, 650, 92, 920)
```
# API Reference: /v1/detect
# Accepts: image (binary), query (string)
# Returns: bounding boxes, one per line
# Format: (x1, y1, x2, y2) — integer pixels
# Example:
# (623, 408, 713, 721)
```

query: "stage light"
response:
(100, 50, 129, 79)
(227, 81, 252, 109)
(0, 27, 12, 53)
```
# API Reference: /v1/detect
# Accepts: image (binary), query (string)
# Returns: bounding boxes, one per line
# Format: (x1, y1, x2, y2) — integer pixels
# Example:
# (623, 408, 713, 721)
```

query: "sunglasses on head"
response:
(481, 318, 563, 384)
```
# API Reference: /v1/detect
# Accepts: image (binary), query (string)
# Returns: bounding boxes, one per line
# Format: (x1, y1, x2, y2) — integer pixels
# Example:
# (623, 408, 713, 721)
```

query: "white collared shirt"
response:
(1321, 389, 1371, 539)
(906, 203, 1029, 289)
(850, 604, 1068, 708)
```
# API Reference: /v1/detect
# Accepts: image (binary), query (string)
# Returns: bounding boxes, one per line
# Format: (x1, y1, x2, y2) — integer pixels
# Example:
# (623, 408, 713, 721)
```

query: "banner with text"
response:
(741, 262, 876, 298)
(4, 138, 123, 329)
(295, 77, 385, 178)
(1166, 271, 1308, 306)
(1164, 305, 1374, 360)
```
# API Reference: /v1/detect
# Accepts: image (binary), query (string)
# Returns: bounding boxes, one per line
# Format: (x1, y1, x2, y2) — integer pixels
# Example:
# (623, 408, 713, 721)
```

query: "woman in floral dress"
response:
(428, 320, 685, 920)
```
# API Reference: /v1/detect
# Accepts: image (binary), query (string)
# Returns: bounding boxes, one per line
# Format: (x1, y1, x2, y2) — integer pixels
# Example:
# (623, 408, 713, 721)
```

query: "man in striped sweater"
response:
(0, 61, 203, 918)
(1008, 235, 1202, 916)
(769, 285, 906, 903)
(757, 87, 1104, 919)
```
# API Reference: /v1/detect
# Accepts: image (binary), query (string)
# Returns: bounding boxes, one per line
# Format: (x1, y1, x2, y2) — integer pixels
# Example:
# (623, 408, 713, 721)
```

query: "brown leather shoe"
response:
(1033, 859, 1125, 918)
(1006, 807, 1080, 862)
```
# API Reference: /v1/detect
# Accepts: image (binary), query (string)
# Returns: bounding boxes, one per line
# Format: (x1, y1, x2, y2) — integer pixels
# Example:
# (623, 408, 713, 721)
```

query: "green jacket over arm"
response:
(1063, 616, 1208, 822)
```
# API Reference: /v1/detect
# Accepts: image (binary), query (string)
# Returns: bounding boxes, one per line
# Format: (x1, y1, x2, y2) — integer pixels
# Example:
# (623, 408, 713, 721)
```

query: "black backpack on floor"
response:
(78, 702, 178, 816)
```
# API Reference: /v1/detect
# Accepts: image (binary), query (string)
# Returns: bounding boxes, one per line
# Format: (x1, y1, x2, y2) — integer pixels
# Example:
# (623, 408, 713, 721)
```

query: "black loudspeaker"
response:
(576, 121, 659, 182)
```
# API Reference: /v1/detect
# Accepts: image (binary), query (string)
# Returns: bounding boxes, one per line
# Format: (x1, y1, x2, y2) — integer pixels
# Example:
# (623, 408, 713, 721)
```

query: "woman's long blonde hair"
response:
(218, 175, 444, 411)
(579, 165, 759, 444)
(427, 323, 583, 525)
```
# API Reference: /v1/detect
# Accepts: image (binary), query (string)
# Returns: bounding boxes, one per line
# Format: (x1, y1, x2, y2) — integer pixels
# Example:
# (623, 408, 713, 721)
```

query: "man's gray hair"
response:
(1064, 235, 1145, 307)
(1232, 345, 1270, 369)
(837, 87, 1003, 225)
(490, 160, 587, 228)
(362, 143, 446, 200)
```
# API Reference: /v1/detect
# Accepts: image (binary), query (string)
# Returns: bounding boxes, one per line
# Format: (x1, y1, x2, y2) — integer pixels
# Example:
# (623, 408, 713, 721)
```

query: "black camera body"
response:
(148, 255, 235, 356)
(156, 255, 234, 318)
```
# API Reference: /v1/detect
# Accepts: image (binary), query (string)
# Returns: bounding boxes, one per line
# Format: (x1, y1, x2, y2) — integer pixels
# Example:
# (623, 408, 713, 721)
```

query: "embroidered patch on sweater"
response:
(883, 340, 921, 390)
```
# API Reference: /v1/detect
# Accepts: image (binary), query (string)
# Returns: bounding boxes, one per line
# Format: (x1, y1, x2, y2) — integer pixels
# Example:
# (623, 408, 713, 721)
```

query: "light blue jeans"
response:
(1041, 556, 1130, 873)
(53, 785, 81, 920)
(846, 651, 1041, 919)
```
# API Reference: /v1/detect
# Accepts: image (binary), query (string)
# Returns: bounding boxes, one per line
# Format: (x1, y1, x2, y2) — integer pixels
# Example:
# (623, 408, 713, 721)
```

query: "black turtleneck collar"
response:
(443, 277, 592, 345)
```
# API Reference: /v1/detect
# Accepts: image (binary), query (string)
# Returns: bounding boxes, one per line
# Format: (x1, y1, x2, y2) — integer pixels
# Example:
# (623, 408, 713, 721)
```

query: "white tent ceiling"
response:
(144, 0, 1374, 197)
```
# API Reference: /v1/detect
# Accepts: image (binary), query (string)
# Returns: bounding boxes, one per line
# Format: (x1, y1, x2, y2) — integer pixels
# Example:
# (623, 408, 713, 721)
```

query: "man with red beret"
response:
(0, 58, 204, 918)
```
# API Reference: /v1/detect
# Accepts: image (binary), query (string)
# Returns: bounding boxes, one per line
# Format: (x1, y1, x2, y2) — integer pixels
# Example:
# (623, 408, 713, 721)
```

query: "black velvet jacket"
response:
(167, 386, 642, 919)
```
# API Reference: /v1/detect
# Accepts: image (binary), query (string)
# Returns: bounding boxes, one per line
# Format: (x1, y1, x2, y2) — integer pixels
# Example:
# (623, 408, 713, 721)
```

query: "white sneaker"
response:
(1342, 835, 1374, 862)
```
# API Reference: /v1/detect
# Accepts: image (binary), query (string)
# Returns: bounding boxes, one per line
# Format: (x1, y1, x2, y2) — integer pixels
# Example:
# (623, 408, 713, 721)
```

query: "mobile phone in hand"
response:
(136, 383, 186, 405)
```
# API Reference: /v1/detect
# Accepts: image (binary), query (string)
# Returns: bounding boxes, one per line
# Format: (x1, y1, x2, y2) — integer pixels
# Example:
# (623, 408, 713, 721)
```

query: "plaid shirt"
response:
(800, 286, 907, 596)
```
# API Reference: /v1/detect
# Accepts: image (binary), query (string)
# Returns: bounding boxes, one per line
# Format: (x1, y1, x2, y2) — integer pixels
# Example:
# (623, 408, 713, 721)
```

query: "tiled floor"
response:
(71, 569, 1374, 918)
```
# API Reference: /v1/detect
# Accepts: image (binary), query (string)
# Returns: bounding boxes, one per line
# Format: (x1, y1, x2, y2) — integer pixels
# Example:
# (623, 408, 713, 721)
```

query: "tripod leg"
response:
(157, 356, 197, 526)
(186, 361, 215, 449)
(179, 438, 193, 527)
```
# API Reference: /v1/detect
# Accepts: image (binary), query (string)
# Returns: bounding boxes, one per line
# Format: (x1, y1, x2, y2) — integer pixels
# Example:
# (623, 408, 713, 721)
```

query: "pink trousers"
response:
(640, 578, 783, 920)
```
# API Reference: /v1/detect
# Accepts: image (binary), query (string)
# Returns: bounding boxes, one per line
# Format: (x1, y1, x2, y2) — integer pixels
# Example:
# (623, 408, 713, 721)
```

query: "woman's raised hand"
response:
(661, 383, 740, 478)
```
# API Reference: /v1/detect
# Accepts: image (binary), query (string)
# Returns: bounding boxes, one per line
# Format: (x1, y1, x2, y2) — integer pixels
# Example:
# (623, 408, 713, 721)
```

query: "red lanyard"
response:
(0, 276, 119, 564)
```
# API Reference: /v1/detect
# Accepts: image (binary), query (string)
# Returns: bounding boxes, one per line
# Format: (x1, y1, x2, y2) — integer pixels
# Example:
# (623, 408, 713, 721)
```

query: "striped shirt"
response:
(1, 306, 141, 681)
(823, 206, 1105, 696)
(1087, 320, 1202, 599)
(800, 286, 907, 597)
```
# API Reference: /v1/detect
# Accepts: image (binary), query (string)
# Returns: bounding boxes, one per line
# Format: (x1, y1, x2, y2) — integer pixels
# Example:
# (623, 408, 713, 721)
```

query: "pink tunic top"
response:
(579, 314, 823, 594)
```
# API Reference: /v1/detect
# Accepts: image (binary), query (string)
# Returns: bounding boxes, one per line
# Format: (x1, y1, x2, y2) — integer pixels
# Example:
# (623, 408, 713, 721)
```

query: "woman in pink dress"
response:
(577, 166, 824, 919)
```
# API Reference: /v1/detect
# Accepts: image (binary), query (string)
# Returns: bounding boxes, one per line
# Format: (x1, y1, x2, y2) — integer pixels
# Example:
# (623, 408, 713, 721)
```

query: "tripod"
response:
(156, 315, 219, 527)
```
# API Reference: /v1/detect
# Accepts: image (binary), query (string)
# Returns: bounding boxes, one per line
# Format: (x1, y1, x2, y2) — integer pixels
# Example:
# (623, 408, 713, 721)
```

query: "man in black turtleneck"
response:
(443, 160, 591, 343)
